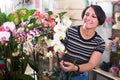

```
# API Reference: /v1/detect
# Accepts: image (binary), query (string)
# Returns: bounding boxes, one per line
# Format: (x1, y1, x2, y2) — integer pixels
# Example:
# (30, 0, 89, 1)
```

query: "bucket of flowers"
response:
(0, 7, 72, 80)
(105, 17, 114, 28)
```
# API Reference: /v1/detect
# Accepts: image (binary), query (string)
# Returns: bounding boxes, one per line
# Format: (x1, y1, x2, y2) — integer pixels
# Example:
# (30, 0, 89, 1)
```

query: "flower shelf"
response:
(112, 29, 120, 37)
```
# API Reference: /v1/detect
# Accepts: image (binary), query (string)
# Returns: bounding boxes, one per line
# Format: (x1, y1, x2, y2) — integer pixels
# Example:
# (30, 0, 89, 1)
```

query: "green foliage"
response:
(28, 57, 48, 76)
(7, 8, 37, 27)
(29, 9, 37, 15)
(58, 12, 67, 19)
(47, 11, 53, 16)
(0, 12, 7, 26)
(7, 13, 16, 22)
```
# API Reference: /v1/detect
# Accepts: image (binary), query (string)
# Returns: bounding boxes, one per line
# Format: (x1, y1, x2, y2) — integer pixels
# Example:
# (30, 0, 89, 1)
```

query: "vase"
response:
(111, 45, 117, 53)
(105, 22, 112, 28)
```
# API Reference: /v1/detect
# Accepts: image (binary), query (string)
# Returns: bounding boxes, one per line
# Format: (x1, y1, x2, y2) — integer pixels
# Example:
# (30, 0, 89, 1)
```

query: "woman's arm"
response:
(60, 51, 102, 72)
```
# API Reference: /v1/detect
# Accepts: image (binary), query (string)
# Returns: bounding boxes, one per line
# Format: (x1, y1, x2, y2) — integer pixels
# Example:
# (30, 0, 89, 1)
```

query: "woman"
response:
(60, 5, 106, 80)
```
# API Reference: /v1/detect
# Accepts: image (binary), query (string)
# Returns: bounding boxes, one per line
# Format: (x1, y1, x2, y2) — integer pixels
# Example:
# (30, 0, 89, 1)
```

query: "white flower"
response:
(54, 43, 65, 53)
(46, 51, 53, 58)
(28, 23, 33, 27)
(0, 31, 10, 41)
(51, 39, 61, 46)
(62, 16, 72, 28)
(17, 27, 25, 33)
(54, 32, 66, 40)
(54, 23, 66, 33)
(44, 36, 52, 47)
(3, 22, 16, 32)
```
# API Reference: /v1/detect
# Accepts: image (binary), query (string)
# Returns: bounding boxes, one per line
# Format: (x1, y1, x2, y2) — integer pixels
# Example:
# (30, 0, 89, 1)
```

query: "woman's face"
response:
(83, 7, 99, 29)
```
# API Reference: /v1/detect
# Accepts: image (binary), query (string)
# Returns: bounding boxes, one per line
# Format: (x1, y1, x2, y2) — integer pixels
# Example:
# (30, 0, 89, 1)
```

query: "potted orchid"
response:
(0, 9, 35, 80)
(24, 11, 72, 80)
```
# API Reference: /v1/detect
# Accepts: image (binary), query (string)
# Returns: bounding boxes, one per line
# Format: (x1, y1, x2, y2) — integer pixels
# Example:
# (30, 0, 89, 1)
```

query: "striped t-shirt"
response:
(63, 26, 105, 65)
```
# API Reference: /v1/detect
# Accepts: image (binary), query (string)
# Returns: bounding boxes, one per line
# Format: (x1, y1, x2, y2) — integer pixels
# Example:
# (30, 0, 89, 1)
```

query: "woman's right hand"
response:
(60, 60, 78, 72)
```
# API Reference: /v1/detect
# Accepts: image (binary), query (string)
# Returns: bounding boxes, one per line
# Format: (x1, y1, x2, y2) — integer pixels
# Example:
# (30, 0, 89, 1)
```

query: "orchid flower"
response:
(54, 23, 66, 33)
(3, 22, 16, 32)
(0, 31, 10, 42)
(46, 51, 53, 58)
(62, 16, 72, 28)
(51, 39, 61, 47)
(54, 32, 66, 40)
(54, 43, 65, 53)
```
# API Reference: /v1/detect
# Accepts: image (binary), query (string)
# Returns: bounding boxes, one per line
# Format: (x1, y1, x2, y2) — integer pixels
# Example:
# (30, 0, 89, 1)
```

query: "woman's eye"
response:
(85, 13, 97, 18)
(92, 15, 97, 18)
(85, 13, 89, 16)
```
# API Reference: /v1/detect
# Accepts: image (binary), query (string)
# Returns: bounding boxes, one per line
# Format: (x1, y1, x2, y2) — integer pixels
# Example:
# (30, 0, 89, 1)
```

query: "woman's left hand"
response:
(60, 60, 77, 72)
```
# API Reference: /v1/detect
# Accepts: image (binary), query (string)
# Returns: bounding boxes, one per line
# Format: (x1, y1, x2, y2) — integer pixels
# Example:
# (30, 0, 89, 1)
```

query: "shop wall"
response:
(53, 0, 87, 26)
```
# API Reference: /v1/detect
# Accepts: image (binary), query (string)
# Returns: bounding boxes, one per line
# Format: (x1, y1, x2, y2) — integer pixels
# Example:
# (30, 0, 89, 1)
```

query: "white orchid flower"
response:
(54, 43, 65, 53)
(54, 23, 66, 33)
(28, 23, 33, 27)
(3, 22, 16, 32)
(17, 27, 25, 33)
(54, 32, 66, 40)
(62, 17, 72, 28)
(46, 51, 53, 58)
(51, 39, 61, 46)
(0, 31, 10, 41)
(44, 36, 52, 47)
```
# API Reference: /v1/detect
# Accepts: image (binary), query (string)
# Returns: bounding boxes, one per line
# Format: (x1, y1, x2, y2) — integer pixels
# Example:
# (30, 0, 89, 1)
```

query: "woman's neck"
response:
(80, 26, 95, 39)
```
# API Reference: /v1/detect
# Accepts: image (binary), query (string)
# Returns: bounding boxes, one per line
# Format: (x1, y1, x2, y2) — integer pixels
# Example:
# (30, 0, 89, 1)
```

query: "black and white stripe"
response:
(63, 26, 105, 65)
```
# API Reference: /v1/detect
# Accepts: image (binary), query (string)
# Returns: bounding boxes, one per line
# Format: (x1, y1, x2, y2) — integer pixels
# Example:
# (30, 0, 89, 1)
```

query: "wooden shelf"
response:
(93, 68, 120, 80)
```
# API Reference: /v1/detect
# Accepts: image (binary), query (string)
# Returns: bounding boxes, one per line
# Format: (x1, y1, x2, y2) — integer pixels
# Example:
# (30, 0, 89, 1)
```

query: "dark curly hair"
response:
(82, 5, 106, 25)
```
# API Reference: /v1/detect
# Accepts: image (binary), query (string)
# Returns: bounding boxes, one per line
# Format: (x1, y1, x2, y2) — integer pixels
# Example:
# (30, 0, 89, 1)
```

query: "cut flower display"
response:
(105, 17, 114, 23)
(105, 17, 114, 28)
(0, 8, 72, 80)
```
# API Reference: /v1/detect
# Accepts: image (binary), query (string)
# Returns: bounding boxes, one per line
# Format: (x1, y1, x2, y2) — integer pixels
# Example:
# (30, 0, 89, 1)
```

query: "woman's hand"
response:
(60, 60, 78, 72)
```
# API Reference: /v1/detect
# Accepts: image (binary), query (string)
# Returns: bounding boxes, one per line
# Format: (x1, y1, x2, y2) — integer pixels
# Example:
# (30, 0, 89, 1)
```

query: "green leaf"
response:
(0, 12, 7, 25)
(28, 58, 47, 76)
(21, 55, 30, 73)
(7, 13, 16, 21)
(29, 9, 37, 15)
(17, 8, 30, 22)
(47, 11, 53, 16)
(58, 12, 67, 18)
(28, 59, 38, 73)
(16, 74, 34, 80)
(0, 76, 4, 80)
